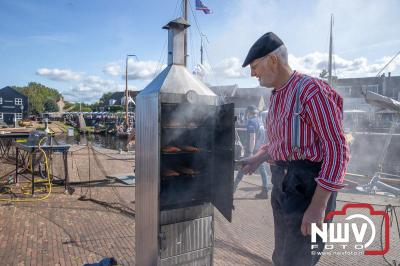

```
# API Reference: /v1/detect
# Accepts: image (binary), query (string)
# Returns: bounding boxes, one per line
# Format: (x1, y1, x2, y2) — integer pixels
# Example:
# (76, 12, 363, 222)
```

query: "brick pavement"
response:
(1, 149, 399, 265)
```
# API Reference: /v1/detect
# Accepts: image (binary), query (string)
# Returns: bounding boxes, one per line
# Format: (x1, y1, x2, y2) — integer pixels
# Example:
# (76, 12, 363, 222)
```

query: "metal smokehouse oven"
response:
(136, 18, 234, 266)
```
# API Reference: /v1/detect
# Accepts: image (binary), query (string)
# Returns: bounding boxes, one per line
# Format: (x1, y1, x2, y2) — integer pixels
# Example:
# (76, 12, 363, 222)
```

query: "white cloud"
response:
(126, 59, 165, 80)
(36, 68, 82, 81)
(205, 0, 400, 72)
(103, 63, 121, 76)
(62, 75, 138, 103)
(209, 57, 249, 79)
(103, 59, 166, 80)
(37, 66, 141, 102)
(289, 52, 400, 78)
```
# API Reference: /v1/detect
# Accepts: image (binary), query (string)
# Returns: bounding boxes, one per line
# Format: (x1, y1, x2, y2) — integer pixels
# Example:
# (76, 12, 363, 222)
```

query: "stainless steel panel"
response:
(160, 248, 212, 266)
(212, 103, 235, 222)
(160, 216, 213, 258)
(160, 93, 217, 105)
(163, 18, 189, 66)
(160, 203, 213, 225)
(139, 64, 218, 105)
(168, 26, 185, 66)
(136, 93, 160, 266)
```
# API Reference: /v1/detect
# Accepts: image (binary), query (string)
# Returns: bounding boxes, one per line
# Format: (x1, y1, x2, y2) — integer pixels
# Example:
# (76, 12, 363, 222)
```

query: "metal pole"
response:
(200, 35, 203, 65)
(328, 14, 333, 86)
(64, 151, 69, 192)
(15, 147, 18, 183)
(31, 152, 35, 195)
(183, 0, 188, 67)
(125, 56, 129, 127)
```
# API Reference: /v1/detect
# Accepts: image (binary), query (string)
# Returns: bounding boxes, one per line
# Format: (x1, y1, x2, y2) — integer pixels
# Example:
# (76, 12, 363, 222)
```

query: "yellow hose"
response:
(0, 136, 53, 202)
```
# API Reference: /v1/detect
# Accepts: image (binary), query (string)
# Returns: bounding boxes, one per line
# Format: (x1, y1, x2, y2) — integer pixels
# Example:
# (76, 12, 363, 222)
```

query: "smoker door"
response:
(212, 103, 234, 222)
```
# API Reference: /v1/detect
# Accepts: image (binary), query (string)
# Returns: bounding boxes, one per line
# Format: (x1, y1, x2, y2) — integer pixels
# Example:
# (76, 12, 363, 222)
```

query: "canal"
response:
(54, 133, 130, 151)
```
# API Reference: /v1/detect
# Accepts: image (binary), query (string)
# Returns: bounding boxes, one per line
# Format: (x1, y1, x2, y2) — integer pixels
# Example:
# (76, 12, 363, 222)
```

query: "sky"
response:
(1, 0, 399, 103)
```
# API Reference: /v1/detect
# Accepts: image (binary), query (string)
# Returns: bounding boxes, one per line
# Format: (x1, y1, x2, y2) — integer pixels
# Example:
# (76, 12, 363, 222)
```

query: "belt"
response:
(273, 159, 322, 168)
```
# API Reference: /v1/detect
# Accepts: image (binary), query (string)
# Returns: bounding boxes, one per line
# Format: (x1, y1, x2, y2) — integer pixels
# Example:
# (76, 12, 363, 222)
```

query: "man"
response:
(240, 32, 349, 265)
(234, 105, 269, 199)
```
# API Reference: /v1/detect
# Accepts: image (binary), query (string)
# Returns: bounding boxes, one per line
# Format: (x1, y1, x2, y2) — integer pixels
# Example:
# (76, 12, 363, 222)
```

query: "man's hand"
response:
(301, 202, 326, 236)
(238, 149, 270, 174)
(242, 159, 260, 174)
(301, 185, 332, 236)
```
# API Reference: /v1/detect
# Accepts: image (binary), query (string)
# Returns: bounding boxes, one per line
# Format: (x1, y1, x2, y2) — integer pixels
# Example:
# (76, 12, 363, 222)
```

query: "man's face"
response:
(249, 54, 277, 88)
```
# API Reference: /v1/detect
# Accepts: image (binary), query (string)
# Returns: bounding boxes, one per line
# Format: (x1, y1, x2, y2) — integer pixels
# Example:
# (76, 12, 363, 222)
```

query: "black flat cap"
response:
(242, 32, 284, 67)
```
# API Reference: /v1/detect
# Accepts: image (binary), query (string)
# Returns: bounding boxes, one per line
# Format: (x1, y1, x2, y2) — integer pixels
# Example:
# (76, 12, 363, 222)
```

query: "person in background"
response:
(240, 32, 349, 265)
(233, 105, 269, 199)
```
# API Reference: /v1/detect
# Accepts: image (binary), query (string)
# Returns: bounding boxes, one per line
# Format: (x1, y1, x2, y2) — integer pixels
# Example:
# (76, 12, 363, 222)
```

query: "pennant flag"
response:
(196, 0, 211, 14)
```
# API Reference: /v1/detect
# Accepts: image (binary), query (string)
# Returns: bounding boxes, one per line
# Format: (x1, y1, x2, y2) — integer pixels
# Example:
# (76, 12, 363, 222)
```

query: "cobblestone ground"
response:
(0, 147, 399, 265)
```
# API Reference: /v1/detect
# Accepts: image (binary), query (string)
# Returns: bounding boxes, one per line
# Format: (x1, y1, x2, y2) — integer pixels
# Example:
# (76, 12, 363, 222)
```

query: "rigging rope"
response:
(381, 204, 400, 266)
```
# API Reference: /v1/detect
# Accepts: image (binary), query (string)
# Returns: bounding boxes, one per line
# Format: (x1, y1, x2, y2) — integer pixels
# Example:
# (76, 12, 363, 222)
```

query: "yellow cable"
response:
(0, 137, 53, 202)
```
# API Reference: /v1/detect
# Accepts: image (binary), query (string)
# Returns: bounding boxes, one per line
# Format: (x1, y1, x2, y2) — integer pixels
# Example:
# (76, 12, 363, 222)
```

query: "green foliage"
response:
(63, 101, 75, 111)
(99, 92, 114, 105)
(63, 102, 92, 112)
(44, 99, 59, 112)
(81, 106, 92, 112)
(319, 69, 328, 79)
(109, 105, 124, 112)
(14, 82, 62, 115)
(89, 101, 102, 112)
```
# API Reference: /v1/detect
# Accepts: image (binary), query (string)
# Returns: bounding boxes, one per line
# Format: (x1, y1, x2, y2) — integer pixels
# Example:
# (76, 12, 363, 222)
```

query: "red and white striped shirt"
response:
(262, 71, 349, 191)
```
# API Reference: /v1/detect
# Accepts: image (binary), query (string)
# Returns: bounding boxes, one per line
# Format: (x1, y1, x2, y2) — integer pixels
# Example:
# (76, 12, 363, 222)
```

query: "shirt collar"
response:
(272, 70, 297, 94)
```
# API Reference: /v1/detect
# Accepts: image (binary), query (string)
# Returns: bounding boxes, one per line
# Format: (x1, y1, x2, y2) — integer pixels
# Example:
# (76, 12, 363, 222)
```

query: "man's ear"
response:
(269, 54, 279, 65)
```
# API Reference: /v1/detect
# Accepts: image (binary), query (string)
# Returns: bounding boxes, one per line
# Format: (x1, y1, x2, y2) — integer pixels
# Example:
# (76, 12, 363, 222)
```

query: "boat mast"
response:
(125, 54, 137, 127)
(328, 14, 333, 86)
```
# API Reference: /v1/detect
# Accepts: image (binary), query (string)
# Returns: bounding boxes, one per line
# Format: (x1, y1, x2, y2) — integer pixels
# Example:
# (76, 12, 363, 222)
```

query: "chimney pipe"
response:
(163, 17, 190, 66)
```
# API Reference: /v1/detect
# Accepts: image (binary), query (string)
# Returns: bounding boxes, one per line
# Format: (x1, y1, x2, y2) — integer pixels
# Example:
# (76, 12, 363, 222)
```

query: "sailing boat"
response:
(117, 55, 137, 138)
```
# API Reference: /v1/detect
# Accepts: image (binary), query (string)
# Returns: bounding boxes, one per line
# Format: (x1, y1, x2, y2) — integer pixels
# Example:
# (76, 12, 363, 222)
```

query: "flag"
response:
(196, 0, 211, 14)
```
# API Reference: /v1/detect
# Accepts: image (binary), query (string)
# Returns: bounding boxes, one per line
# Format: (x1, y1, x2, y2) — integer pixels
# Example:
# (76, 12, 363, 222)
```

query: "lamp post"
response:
(125, 54, 138, 128)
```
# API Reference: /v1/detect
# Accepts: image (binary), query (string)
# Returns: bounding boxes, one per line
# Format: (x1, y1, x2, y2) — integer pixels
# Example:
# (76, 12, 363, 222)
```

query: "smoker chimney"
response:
(163, 17, 190, 66)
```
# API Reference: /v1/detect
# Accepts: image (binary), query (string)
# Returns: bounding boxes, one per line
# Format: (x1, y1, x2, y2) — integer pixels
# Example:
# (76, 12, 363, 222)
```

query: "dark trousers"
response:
(270, 160, 337, 266)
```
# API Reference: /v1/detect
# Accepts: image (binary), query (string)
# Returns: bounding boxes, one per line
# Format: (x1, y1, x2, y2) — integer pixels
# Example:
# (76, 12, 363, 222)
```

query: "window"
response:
(15, 113, 22, 120)
(337, 86, 352, 96)
(0, 113, 3, 120)
(362, 84, 379, 93)
(0, 97, 2, 104)
(15, 98, 23, 105)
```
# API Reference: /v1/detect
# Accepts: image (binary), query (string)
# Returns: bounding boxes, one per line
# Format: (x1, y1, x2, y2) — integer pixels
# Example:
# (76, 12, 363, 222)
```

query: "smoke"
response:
(162, 104, 216, 147)
(344, 119, 400, 182)
(160, 103, 217, 208)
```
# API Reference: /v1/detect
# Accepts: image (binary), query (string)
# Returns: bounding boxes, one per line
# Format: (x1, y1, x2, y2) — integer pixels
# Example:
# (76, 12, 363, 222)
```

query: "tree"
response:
(14, 82, 62, 115)
(99, 92, 114, 106)
(44, 99, 59, 112)
(319, 69, 328, 79)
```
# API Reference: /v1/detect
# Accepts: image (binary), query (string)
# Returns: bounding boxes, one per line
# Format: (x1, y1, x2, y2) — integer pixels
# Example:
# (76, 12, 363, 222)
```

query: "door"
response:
(4, 114, 14, 125)
(212, 103, 234, 222)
